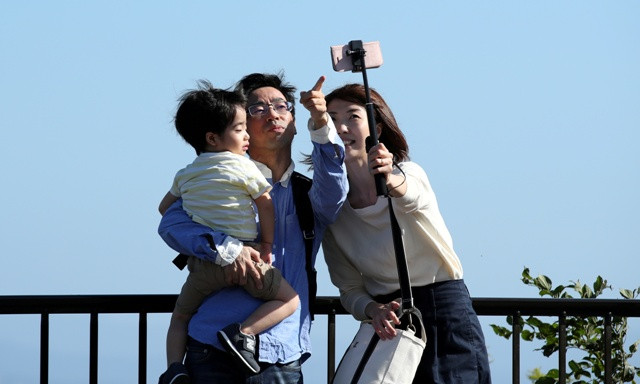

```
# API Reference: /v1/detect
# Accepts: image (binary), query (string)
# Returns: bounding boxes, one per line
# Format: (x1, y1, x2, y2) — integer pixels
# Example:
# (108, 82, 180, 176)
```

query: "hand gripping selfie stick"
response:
(334, 40, 417, 316)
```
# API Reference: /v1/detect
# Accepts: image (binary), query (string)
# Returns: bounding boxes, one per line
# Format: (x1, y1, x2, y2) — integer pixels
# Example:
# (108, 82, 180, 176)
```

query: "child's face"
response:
(217, 105, 250, 155)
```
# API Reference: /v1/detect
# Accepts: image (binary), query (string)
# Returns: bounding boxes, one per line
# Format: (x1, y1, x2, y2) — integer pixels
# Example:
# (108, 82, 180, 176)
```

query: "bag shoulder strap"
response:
(290, 171, 318, 319)
(387, 197, 415, 311)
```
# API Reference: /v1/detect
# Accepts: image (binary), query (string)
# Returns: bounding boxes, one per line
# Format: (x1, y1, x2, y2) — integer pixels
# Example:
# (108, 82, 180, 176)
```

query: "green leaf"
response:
(622, 363, 636, 381)
(550, 285, 566, 298)
(522, 329, 534, 341)
(569, 360, 581, 372)
(561, 292, 573, 298)
(620, 289, 634, 299)
(570, 280, 583, 293)
(581, 284, 594, 298)
(569, 359, 592, 379)
(546, 369, 559, 379)
(528, 367, 545, 380)
(539, 289, 551, 297)
(541, 343, 557, 357)
(538, 322, 557, 337)
(526, 316, 545, 328)
(535, 275, 553, 291)
(522, 267, 535, 286)
(490, 324, 512, 339)
(593, 275, 605, 293)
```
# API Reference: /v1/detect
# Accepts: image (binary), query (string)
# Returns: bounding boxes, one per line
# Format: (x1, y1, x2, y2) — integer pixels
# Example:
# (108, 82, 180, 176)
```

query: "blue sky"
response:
(1, 1, 639, 383)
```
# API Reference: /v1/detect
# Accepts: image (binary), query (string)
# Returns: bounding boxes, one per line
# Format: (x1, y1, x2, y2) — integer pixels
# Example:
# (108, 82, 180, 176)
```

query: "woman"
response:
(322, 84, 491, 383)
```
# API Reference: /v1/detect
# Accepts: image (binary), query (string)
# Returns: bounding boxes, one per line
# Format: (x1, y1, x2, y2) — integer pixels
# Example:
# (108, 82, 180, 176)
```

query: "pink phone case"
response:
(330, 41, 383, 72)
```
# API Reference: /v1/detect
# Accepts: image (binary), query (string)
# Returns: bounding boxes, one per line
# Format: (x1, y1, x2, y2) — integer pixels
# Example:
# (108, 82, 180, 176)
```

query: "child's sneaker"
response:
(217, 323, 261, 374)
(158, 362, 190, 384)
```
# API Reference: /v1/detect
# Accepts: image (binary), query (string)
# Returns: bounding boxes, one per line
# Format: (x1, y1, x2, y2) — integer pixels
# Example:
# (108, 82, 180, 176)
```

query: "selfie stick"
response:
(346, 40, 415, 313)
(346, 40, 388, 197)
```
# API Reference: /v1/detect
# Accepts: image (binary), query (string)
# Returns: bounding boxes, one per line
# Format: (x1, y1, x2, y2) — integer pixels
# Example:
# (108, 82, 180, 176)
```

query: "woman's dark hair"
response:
(325, 84, 408, 162)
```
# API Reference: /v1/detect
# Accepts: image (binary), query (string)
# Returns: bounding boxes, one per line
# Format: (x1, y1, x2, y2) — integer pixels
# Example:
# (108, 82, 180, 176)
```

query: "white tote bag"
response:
(332, 312, 426, 384)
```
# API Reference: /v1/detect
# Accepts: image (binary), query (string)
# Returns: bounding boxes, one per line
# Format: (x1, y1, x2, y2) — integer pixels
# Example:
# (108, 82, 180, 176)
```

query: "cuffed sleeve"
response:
(216, 236, 244, 266)
(307, 113, 338, 145)
(158, 198, 241, 265)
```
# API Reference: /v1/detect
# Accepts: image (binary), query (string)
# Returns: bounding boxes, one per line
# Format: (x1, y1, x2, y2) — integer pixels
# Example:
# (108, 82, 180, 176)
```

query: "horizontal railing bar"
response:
(2, 295, 639, 317)
(0, 295, 349, 315)
(472, 297, 640, 317)
(0, 295, 177, 314)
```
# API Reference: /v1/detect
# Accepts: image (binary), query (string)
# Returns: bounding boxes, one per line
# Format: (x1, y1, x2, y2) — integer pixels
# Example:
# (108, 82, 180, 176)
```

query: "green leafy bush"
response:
(491, 267, 640, 383)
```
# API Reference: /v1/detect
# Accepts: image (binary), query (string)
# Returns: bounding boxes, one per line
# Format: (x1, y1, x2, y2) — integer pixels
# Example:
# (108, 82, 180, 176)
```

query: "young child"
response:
(157, 81, 299, 384)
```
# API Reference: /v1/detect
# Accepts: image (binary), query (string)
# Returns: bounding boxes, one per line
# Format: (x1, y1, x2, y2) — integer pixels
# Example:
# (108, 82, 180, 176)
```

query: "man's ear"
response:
(289, 119, 297, 135)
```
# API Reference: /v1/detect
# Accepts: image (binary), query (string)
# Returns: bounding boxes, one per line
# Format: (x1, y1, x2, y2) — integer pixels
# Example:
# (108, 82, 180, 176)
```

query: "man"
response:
(158, 72, 348, 383)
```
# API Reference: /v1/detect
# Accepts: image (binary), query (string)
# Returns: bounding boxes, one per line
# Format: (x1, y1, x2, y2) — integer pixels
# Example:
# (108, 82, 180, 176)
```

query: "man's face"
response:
(245, 86, 296, 152)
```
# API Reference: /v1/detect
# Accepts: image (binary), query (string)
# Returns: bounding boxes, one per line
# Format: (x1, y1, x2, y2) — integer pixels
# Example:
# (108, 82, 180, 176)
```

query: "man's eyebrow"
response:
(249, 97, 286, 105)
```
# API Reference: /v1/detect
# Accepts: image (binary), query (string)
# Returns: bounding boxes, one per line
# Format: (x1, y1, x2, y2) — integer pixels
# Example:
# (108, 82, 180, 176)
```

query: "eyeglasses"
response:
(247, 101, 293, 117)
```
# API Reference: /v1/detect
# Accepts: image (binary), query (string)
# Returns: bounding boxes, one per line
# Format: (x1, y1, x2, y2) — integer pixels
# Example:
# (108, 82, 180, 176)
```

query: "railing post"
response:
(605, 313, 612, 384)
(558, 313, 566, 384)
(40, 313, 49, 384)
(90, 312, 98, 384)
(512, 312, 521, 384)
(327, 309, 336, 384)
(139, 312, 148, 384)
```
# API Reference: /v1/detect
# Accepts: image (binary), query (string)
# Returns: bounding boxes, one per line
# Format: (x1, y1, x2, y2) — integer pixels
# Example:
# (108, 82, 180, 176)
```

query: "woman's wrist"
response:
(385, 167, 407, 197)
(364, 301, 381, 319)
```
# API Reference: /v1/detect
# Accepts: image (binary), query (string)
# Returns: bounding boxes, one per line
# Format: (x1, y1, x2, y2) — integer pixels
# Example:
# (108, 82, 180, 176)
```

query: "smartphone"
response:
(330, 41, 383, 72)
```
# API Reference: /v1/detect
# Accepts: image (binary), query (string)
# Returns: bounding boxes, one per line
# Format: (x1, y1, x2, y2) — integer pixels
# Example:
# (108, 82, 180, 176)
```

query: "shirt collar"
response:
(252, 159, 296, 188)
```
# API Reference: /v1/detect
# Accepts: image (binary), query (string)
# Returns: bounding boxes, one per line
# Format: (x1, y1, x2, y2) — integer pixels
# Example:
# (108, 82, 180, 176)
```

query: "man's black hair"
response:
(235, 72, 296, 117)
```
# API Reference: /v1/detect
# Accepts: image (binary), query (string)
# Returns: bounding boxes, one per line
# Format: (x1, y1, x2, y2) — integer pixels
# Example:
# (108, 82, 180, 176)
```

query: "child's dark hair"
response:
(174, 80, 247, 155)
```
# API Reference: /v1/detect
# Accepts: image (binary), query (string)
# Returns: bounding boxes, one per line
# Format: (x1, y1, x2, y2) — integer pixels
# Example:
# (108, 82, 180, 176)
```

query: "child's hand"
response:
(260, 242, 273, 265)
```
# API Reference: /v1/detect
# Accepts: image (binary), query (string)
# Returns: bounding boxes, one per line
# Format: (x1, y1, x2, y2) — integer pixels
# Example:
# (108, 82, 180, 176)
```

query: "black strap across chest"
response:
(290, 171, 317, 319)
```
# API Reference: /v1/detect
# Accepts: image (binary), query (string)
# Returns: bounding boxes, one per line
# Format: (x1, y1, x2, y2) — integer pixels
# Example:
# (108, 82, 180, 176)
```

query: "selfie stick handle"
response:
(348, 40, 388, 197)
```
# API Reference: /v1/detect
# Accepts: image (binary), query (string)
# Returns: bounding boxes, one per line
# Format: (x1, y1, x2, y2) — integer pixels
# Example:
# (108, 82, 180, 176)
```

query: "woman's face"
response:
(327, 98, 370, 160)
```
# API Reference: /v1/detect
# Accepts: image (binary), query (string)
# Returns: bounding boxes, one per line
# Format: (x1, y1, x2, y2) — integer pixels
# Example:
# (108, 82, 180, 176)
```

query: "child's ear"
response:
(205, 132, 219, 147)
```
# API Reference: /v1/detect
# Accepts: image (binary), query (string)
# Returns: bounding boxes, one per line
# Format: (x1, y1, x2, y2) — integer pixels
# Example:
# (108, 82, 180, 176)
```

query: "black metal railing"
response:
(1, 295, 639, 384)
